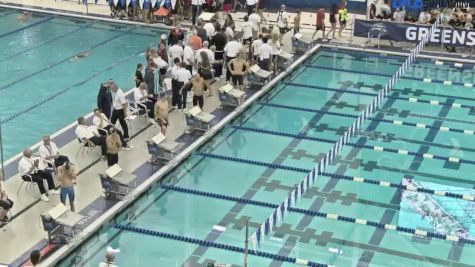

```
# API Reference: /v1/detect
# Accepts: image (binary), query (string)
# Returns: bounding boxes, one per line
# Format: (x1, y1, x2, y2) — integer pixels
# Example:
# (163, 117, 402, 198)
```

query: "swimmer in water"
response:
(69, 51, 91, 62)
(18, 11, 32, 23)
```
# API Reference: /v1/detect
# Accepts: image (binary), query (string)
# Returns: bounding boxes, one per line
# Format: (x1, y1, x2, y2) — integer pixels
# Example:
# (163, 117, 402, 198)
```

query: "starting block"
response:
(218, 83, 246, 109)
(146, 132, 180, 164)
(249, 64, 271, 89)
(185, 106, 215, 134)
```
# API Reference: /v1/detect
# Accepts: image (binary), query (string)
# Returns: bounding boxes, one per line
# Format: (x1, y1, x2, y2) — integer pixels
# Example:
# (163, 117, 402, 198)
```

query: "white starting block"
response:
(147, 132, 180, 164)
(293, 33, 314, 54)
(185, 106, 215, 133)
(249, 64, 271, 89)
(277, 49, 294, 70)
(199, 12, 215, 21)
(218, 83, 246, 108)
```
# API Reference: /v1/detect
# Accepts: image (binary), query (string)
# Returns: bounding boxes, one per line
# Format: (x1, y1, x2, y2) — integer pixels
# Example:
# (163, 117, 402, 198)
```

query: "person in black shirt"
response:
(168, 24, 185, 45)
(135, 64, 144, 87)
(369, 0, 377, 19)
(211, 25, 226, 78)
(97, 80, 113, 119)
(197, 22, 208, 43)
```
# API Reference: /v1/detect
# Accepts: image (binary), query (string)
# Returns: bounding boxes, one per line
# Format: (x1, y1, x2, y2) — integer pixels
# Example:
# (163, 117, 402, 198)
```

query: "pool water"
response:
(57, 48, 475, 267)
(0, 9, 164, 160)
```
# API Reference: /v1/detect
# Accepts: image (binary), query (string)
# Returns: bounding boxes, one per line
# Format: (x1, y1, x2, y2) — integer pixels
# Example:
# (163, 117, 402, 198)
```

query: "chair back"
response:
(185, 114, 196, 127)
(99, 174, 113, 191)
(146, 141, 161, 156)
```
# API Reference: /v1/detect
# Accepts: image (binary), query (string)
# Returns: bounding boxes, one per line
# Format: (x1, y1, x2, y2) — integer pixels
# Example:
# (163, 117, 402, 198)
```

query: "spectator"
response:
(39, 135, 70, 168)
(97, 80, 113, 119)
(393, 8, 405, 22)
(110, 83, 129, 140)
(242, 15, 253, 45)
(144, 60, 156, 95)
(0, 177, 13, 223)
(211, 25, 226, 78)
(157, 41, 169, 85)
(338, 4, 348, 37)
(188, 27, 203, 50)
(276, 4, 290, 46)
(369, 0, 377, 19)
(168, 24, 185, 45)
(135, 64, 144, 87)
(92, 109, 131, 150)
(227, 53, 250, 90)
(204, 18, 216, 38)
(404, 12, 416, 23)
(189, 73, 208, 109)
(75, 117, 108, 160)
(225, 21, 235, 41)
(223, 0, 233, 13)
(196, 41, 214, 66)
(224, 35, 242, 82)
(133, 83, 156, 115)
(418, 9, 432, 24)
(106, 128, 122, 167)
(191, 0, 202, 25)
(27, 250, 41, 267)
(249, 10, 261, 39)
(258, 36, 273, 71)
(18, 149, 58, 202)
(376, 0, 391, 19)
(269, 33, 280, 73)
(294, 10, 301, 35)
(143, 0, 152, 23)
(58, 161, 77, 212)
(197, 22, 209, 43)
(246, 0, 257, 15)
(251, 34, 263, 62)
(183, 42, 195, 74)
(313, 8, 325, 39)
(176, 62, 193, 110)
(154, 92, 170, 134)
(169, 40, 184, 63)
(198, 49, 215, 95)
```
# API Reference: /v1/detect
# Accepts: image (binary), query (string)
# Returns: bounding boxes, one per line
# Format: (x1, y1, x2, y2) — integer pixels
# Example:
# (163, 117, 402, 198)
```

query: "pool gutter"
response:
(40, 44, 323, 267)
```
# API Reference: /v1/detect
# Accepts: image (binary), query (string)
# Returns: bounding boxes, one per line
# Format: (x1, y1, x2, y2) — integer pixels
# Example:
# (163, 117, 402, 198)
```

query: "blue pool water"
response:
(0, 9, 164, 159)
(56, 48, 475, 266)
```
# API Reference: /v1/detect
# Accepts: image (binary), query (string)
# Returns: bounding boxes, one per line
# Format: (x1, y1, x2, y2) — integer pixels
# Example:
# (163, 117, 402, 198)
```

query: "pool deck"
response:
(1, 2, 475, 266)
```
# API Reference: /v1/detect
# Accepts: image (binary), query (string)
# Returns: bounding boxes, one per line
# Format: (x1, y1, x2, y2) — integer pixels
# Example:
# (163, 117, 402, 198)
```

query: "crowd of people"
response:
(368, 0, 474, 30)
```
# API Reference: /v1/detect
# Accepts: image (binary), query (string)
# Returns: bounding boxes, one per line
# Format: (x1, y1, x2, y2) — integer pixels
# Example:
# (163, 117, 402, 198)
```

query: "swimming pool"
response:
(0, 8, 164, 160)
(55, 48, 475, 266)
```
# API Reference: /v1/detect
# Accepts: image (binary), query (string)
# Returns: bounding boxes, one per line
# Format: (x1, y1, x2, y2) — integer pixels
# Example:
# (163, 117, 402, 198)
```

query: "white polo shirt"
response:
(183, 45, 195, 65)
(252, 39, 262, 56)
(133, 87, 149, 104)
(93, 113, 110, 128)
(277, 10, 289, 28)
(246, 0, 257, 5)
(175, 68, 192, 83)
(195, 48, 214, 64)
(18, 156, 40, 176)
(169, 44, 184, 62)
(75, 125, 95, 140)
(203, 22, 216, 38)
(225, 26, 234, 40)
(224, 41, 242, 58)
(191, 0, 202, 5)
(242, 21, 253, 39)
(258, 42, 273, 60)
(112, 88, 126, 110)
(39, 142, 59, 162)
(249, 13, 261, 31)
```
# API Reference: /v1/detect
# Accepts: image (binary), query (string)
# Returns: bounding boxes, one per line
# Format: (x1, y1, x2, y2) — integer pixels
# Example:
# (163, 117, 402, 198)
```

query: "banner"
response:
(354, 19, 475, 47)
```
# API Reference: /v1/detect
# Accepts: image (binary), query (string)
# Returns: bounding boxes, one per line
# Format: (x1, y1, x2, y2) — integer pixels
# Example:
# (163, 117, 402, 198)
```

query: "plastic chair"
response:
(17, 174, 39, 195)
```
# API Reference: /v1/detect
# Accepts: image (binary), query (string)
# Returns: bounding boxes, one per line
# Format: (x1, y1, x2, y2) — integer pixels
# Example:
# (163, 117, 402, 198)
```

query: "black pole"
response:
(0, 116, 5, 181)
(244, 219, 249, 267)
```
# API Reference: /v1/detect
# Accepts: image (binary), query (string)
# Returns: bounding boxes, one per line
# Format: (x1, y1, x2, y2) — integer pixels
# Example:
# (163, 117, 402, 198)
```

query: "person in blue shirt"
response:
(143, 0, 152, 22)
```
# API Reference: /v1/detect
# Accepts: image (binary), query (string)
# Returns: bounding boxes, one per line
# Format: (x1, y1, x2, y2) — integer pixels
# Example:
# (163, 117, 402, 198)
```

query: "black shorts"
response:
(279, 27, 288, 34)
(232, 75, 243, 85)
(340, 20, 347, 26)
(316, 25, 325, 31)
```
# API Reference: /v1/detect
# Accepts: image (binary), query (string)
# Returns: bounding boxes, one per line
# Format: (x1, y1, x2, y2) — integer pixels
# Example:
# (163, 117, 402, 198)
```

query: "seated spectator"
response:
(376, 0, 391, 20)
(58, 161, 77, 212)
(92, 110, 132, 150)
(154, 92, 170, 134)
(404, 12, 417, 23)
(18, 149, 58, 202)
(0, 176, 14, 222)
(418, 9, 431, 24)
(392, 8, 404, 22)
(39, 135, 70, 168)
(75, 117, 108, 160)
(133, 82, 156, 115)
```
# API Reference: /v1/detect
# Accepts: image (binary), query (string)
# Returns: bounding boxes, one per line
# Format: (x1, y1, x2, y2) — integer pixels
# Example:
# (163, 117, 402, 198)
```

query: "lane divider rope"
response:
(259, 102, 475, 136)
(113, 224, 328, 267)
(160, 184, 475, 244)
(0, 17, 54, 39)
(0, 27, 135, 92)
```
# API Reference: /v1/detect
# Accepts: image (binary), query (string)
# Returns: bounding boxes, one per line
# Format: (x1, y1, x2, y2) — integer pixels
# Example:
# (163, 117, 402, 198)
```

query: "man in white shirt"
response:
(195, 41, 214, 66)
(224, 36, 243, 82)
(168, 40, 184, 63)
(18, 149, 58, 202)
(203, 19, 216, 38)
(251, 34, 263, 62)
(75, 116, 108, 158)
(258, 37, 274, 71)
(39, 135, 70, 168)
(183, 44, 195, 74)
(418, 10, 431, 24)
(249, 11, 261, 38)
(246, 0, 258, 15)
(191, 0, 202, 25)
(93, 109, 132, 150)
(176, 62, 193, 110)
(110, 83, 129, 139)
(276, 5, 290, 45)
(242, 15, 253, 44)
